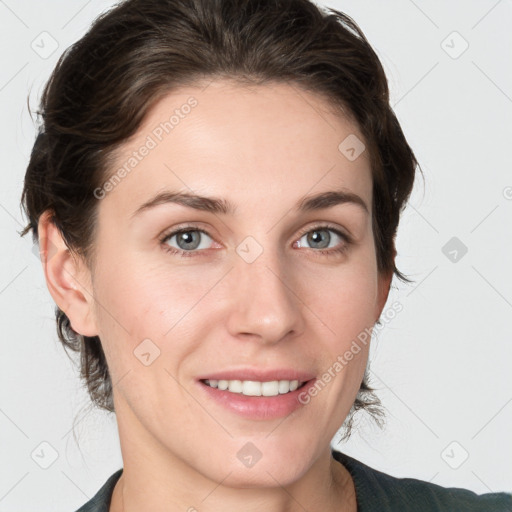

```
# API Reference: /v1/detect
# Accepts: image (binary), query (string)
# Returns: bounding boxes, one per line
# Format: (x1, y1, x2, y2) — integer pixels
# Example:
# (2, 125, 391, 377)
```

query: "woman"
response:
(20, 0, 511, 510)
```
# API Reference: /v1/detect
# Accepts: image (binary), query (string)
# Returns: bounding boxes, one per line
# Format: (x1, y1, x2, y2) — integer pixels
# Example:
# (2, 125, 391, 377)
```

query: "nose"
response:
(225, 244, 306, 346)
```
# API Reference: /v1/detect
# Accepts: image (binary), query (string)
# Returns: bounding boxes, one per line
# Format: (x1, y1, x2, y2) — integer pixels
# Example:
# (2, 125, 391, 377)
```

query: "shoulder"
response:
(74, 469, 123, 512)
(332, 450, 512, 512)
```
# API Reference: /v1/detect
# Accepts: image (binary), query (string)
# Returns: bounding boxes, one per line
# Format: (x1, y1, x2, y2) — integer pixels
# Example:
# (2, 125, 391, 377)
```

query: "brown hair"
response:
(20, 0, 418, 440)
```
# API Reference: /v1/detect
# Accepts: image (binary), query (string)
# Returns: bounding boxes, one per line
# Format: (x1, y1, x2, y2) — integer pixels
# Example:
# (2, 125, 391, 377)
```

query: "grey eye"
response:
(165, 230, 213, 251)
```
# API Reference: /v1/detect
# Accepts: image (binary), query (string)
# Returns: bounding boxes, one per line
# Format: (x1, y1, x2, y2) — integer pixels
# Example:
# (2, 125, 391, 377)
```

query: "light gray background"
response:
(1, 0, 511, 510)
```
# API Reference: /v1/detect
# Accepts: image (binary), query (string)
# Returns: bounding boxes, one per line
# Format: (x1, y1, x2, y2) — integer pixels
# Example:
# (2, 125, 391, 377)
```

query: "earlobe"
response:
(37, 210, 99, 337)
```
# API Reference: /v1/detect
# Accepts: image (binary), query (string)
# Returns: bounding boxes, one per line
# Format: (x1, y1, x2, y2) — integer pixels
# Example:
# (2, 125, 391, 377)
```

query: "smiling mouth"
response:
(201, 379, 309, 397)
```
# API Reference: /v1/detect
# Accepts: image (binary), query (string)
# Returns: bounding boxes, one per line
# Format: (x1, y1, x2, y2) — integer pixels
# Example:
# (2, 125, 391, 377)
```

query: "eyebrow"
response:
(130, 188, 369, 220)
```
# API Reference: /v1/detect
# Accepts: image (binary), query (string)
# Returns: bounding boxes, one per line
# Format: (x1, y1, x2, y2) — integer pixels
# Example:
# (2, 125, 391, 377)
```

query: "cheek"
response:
(303, 268, 377, 423)
(91, 258, 212, 376)
(303, 257, 378, 346)
(296, 247, 378, 405)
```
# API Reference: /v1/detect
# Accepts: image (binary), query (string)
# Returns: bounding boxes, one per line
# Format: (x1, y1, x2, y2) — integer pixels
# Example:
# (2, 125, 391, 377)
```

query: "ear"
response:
(37, 210, 99, 337)
(374, 247, 396, 322)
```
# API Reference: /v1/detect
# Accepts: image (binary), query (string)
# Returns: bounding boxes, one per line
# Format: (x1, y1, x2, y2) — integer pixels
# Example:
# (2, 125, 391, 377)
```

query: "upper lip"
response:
(197, 368, 316, 382)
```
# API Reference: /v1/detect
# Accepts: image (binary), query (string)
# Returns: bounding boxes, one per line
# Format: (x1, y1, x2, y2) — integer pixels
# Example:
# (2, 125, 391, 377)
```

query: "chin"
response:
(200, 440, 312, 489)
(215, 462, 306, 490)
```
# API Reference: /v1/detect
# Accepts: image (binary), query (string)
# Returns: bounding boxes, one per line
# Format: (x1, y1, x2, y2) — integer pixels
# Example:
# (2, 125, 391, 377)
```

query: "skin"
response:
(38, 80, 393, 512)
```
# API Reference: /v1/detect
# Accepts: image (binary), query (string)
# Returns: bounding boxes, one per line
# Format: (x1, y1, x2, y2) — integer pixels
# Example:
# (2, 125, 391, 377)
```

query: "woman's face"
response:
(76, 80, 391, 486)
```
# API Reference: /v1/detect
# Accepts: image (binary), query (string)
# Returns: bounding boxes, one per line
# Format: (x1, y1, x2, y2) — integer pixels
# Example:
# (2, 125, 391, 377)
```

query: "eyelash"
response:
(159, 224, 352, 259)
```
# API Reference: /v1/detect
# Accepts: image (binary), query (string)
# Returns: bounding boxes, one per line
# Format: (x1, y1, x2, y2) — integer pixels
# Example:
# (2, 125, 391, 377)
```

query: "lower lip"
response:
(197, 379, 317, 420)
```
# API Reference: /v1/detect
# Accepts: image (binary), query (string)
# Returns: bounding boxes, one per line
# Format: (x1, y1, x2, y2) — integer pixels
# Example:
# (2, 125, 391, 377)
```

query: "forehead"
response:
(100, 80, 372, 222)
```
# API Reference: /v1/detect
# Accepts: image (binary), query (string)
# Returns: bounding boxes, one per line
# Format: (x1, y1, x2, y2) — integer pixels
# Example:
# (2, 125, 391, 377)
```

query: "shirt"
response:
(74, 449, 512, 511)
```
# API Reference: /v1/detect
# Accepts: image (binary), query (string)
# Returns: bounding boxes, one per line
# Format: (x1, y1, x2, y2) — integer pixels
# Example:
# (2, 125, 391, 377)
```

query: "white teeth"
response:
(261, 381, 279, 396)
(278, 380, 290, 394)
(243, 380, 262, 396)
(228, 380, 243, 393)
(204, 379, 302, 396)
